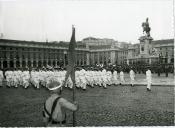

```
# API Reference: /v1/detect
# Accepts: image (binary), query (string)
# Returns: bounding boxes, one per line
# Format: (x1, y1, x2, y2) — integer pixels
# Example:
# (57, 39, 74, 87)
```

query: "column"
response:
(14, 59, 16, 68)
(168, 56, 171, 63)
(31, 60, 33, 68)
(89, 54, 92, 65)
(41, 60, 44, 67)
(80, 55, 82, 66)
(19, 58, 22, 68)
(52, 60, 54, 67)
(93, 53, 96, 65)
(97, 52, 100, 64)
(82, 54, 84, 66)
(19, 50, 22, 68)
(1, 60, 3, 69)
(77, 56, 79, 66)
(86, 53, 89, 65)
(55, 59, 57, 67)
(127, 59, 129, 65)
(7, 59, 10, 68)
(63, 51, 66, 67)
(51, 60, 54, 67)
(78, 55, 80, 66)
(110, 51, 112, 64)
(36, 60, 38, 68)
(110, 51, 115, 64)
(63, 57, 65, 67)
(149, 58, 151, 64)
(102, 52, 104, 65)
(92, 53, 94, 65)
(25, 59, 28, 68)
(45, 59, 48, 66)
(105, 52, 107, 64)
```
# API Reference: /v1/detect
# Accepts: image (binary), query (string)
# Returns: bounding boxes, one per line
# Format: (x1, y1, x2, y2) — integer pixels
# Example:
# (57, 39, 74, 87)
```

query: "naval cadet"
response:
(129, 68, 135, 87)
(146, 67, 152, 91)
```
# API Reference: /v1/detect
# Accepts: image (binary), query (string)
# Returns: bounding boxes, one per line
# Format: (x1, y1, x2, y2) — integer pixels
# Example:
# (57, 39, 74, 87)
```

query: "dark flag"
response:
(63, 26, 76, 89)
(62, 26, 76, 126)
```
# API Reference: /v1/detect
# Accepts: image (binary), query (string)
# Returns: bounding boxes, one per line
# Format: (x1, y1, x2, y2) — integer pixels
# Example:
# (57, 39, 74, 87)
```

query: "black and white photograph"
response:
(0, 0, 174, 127)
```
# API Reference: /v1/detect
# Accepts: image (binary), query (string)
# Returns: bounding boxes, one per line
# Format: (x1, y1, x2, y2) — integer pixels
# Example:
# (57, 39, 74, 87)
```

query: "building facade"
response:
(0, 39, 88, 69)
(126, 39, 174, 66)
(0, 38, 174, 70)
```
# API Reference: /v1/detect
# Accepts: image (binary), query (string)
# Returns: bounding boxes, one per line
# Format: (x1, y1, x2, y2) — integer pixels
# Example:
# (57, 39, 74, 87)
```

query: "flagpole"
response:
(72, 25, 76, 127)
(61, 25, 76, 126)
(72, 66, 76, 127)
(67, 25, 76, 127)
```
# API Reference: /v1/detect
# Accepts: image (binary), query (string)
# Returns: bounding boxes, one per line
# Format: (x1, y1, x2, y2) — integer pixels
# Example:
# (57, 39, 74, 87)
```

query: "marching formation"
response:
(5, 70, 30, 88)
(0, 67, 152, 91)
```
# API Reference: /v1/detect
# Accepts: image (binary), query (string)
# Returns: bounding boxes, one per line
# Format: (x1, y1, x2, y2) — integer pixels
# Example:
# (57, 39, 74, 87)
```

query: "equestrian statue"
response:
(142, 18, 151, 37)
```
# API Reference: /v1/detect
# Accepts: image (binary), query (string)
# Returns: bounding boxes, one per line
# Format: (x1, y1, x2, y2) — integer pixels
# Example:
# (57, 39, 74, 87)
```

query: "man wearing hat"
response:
(43, 81, 78, 127)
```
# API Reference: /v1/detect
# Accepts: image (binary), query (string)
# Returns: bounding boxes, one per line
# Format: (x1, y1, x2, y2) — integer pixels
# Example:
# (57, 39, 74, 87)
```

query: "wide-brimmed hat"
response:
(48, 81, 62, 91)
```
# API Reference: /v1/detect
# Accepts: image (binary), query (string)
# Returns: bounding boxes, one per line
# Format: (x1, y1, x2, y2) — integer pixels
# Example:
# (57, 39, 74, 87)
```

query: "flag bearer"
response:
(43, 82, 78, 127)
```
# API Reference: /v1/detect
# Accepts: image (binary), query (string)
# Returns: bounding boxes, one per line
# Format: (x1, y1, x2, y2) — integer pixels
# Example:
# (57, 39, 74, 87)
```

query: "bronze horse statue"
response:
(142, 18, 151, 37)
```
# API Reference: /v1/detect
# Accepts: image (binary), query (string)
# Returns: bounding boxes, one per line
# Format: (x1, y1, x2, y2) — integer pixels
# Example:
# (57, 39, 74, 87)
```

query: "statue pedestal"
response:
(139, 36, 153, 57)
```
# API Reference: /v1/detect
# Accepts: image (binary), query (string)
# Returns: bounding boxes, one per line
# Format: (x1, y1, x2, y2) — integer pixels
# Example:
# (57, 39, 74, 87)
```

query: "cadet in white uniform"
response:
(67, 76, 73, 89)
(5, 70, 13, 87)
(112, 70, 118, 85)
(95, 71, 101, 87)
(43, 81, 78, 127)
(31, 70, 40, 89)
(129, 69, 135, 86)
(119, 70, 125, 85)
(84, 70, 90, 87)
(13, 71, 18, 87)
(75, 70, 81, 89)
(106, 70, 112, 85)
(80, 69, 87, 90)
(89, 70, 94, 87)
(40, 70, 47, 87)
(22, 70, 30, 88)
(146, 68, 152, 91)
(100, 70, 107, 88)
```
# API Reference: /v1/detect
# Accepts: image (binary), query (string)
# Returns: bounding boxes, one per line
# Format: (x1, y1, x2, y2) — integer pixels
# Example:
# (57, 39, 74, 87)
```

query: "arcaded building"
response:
(0, 39, 88, 69)
(0, 37, 174, 69)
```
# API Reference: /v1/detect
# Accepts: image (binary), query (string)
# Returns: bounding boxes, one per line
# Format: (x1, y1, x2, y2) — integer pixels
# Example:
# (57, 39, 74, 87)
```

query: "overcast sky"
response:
(0, 0, 173, 43)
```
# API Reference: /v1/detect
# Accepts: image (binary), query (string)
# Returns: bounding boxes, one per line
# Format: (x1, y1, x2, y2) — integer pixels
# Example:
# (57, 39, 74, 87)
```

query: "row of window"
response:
(0, 52, 87, 60)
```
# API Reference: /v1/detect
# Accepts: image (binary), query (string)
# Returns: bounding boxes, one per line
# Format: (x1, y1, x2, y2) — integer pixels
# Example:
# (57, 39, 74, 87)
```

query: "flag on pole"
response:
(62, 26, 76, 127)
(63, 25, 76, 88)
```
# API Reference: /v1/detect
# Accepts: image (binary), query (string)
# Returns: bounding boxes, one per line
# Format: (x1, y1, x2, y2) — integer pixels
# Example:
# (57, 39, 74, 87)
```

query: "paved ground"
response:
(122, 73, 174, 86)
(0, 83, 174, 127)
